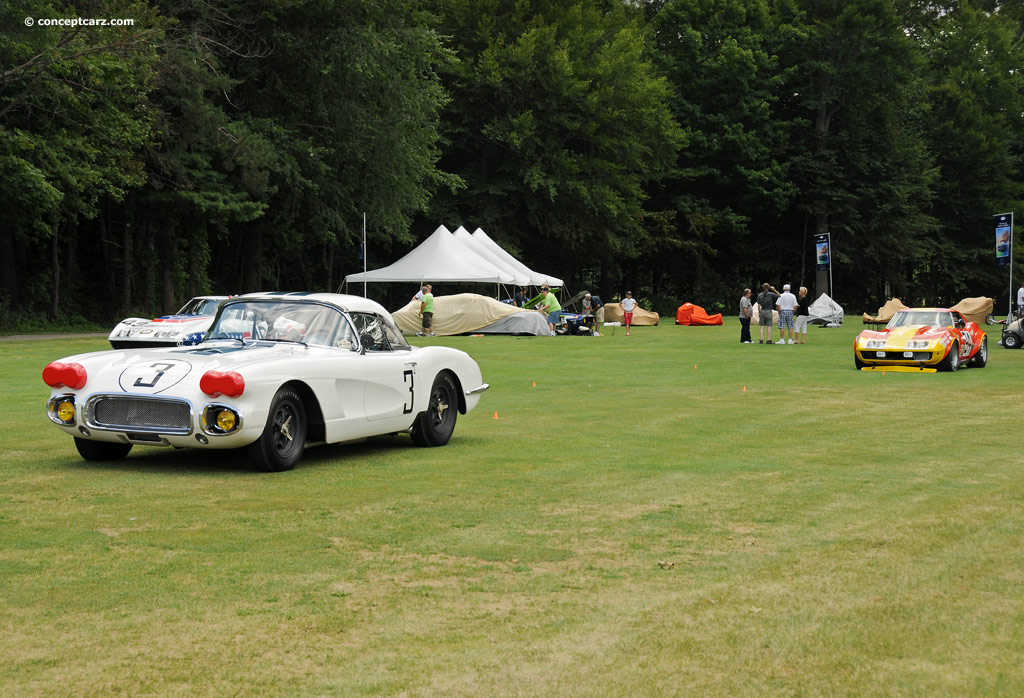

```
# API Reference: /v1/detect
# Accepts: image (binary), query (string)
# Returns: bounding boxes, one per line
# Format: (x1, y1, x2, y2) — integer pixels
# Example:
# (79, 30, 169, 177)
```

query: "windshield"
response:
(176, 298, 223, 316)
(887, 310, 953, 329)
(206, 300, 359, 349)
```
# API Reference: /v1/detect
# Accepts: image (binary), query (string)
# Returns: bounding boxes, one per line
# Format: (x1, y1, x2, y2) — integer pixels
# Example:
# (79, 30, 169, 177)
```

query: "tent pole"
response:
(362, 212, 367, 298)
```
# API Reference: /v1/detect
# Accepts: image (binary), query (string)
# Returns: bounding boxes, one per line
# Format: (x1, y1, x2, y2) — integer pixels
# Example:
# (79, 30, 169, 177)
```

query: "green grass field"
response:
(2, 321, 1022, 696)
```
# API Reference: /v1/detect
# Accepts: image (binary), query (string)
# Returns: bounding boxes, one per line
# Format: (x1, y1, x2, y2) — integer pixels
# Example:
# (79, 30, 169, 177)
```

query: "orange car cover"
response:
(675, 302, 723, 326)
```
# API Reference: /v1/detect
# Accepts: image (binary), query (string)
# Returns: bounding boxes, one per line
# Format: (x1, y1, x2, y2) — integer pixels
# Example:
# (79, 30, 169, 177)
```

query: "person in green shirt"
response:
(417, 284, 435, 336)
(537, 285, 562, 336)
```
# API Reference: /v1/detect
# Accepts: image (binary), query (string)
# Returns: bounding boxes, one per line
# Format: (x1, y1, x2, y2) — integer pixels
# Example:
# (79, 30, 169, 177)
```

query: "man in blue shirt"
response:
(589, 293, 605, 336)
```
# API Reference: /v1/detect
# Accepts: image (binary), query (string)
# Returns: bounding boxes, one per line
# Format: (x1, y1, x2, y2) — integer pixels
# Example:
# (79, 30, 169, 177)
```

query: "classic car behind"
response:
(47, 292, 488, 471)
(853, 307, 987, 371)
(108, 296, 229, 349)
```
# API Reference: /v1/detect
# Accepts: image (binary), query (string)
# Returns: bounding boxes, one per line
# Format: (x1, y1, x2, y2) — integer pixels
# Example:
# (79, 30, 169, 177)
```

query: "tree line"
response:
(2, 0, 1022, 327)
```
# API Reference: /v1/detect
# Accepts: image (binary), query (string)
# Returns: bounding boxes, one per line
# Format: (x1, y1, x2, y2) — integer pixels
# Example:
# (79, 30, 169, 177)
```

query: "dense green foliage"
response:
(2, 0, 1023, 327)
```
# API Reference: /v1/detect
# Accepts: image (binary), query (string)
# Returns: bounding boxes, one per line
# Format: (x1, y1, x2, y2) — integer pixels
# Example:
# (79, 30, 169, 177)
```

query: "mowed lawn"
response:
(1, 319, 1022, 697)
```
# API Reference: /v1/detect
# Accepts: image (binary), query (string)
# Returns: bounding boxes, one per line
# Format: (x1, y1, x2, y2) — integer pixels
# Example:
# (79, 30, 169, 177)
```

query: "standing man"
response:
(1017, 281, 1024, 319)
(537, 285, 562, 336)
(756, 283, 779, 344)
(590, 293, 605, 336)
(739, 288, 753, 343)
(621, 291, 637, 336)
(514, 287, 530, 307)
(417, 284, 435, 337)
(776, 283, 798, 344)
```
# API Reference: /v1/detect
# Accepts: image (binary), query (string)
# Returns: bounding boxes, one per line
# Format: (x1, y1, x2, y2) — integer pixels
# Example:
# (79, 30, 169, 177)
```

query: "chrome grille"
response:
(87, 396, 192, 434)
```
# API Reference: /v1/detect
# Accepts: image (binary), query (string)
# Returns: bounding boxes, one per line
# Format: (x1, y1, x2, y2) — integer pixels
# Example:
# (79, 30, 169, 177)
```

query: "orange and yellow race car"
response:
(853, 307, 988, 372)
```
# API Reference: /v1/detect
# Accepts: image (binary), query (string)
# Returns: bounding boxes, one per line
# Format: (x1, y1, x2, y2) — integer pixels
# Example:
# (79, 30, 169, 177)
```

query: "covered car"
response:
(853, 307, 987, 371)
(950, 297, 993, 326)
(675, 303, 723, 326)
(109, 296, 229, 349)
(392, 293, 548, 336)
(808, 293, 844, 326)
(862, 298, 908, 324)
(45, 293, 489, 471)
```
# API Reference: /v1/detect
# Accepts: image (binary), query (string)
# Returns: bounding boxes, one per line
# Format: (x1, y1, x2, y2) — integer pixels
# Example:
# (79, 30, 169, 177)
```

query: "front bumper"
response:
(48, 392, 263, 449)
(854, 346, 946, 367)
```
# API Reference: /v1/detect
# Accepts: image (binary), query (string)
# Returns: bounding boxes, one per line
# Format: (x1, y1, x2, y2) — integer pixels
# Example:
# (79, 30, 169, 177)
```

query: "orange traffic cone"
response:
(493, 411, 499, 420)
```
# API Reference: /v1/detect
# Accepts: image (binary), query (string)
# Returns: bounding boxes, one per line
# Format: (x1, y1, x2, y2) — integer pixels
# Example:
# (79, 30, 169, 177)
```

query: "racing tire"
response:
(939, 341, 960, 372)
(969, 336, 988, 367)
(410, 373, 458, 448)
(854, 354, 867, 370)
(74, 438, 133, 461)
(1003, 332, 1022, 350)
(247, 387, 306, 472)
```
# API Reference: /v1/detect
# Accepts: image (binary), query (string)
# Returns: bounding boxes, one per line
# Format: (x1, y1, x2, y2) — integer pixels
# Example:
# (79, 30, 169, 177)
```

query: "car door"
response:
(351, 312, 417, 424)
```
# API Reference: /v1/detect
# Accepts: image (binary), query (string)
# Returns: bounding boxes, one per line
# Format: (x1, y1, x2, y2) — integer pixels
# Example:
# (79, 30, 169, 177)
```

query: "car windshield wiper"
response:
(260, 338, 308, 347)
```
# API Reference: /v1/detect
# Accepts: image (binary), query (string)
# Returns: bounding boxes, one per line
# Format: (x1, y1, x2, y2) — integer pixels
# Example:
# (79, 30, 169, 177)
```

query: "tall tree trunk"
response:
(122, 194, 134, 314)
(122, 221, 133, 316)
(325, 241, 334, 292)
(66, 217, 78, 302)
(162, 266, 174, 311)
(241, 222, 263, 293)
(50, 225, 60, 321)
(1, 226, 20, 312)
(97, 210, 117, 305)
(145, 219, 156, 315)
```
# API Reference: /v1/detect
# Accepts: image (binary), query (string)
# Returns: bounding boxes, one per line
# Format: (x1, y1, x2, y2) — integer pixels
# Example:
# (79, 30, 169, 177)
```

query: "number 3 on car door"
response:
(403, 369, 414, 414)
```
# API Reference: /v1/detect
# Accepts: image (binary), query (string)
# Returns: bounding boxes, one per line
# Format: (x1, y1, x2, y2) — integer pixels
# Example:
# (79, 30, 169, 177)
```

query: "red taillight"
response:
(42, 362, 87, 390)
(200, 370, 245, 398)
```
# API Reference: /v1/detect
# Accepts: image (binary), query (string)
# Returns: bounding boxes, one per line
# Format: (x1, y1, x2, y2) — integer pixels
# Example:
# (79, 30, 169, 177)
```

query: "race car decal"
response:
(152, 315, 215, 323)
(118, 359, 192, 394)
(958, 330, 974, 357)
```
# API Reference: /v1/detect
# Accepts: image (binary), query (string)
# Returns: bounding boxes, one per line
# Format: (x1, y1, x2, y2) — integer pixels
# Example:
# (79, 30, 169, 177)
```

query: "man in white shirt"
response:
(775, 283, 799, 344)
(1017, 282, 1024, 318)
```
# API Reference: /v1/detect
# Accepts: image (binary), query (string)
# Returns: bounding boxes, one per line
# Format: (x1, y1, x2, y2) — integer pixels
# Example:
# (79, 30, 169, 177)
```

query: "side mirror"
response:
(359, 332, 375, 354)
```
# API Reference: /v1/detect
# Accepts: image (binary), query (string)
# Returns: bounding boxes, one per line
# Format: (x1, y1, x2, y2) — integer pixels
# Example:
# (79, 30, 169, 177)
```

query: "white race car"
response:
(45, 293, 489, 471)
(108, 296, 229, 349)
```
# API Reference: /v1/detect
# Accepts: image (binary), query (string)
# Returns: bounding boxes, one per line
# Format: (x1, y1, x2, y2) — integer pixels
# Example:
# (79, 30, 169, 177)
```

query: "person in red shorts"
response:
(620, 291, 637, 336)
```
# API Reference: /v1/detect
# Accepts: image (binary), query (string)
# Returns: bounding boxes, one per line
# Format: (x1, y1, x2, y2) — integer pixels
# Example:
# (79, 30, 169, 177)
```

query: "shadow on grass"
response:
(61, 431, 484, 476)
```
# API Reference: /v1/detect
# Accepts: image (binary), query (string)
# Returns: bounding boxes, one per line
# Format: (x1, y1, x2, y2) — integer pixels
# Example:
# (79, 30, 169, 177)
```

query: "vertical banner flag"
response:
(814, 233, 831, 271)
(994, 213, 1012, 267)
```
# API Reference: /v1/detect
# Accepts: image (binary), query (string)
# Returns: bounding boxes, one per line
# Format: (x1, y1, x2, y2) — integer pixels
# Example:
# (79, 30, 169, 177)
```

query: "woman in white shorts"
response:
(795, 286, 810, 343)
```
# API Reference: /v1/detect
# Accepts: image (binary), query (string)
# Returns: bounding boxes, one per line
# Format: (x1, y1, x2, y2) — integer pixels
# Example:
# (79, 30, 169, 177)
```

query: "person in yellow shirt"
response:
(417, 284, 435, 337)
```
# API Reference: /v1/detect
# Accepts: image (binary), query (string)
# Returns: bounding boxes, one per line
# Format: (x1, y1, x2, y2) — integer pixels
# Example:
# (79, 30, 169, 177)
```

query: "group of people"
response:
(414, 283, 631, 337)
(533, 286, 619, 336)
(739, 283, 811, 344)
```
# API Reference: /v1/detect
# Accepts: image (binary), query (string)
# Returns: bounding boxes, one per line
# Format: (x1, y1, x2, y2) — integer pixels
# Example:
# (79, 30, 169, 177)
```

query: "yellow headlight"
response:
(216, 409, 236, 431)
(57, 401, 75, 422)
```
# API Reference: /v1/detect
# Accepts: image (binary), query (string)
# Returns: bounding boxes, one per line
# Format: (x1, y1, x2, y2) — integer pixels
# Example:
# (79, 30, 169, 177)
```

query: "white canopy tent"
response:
(471, 228, 563, 287)
(345, 225, 516, 285)
(451, 226, 531, 286)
